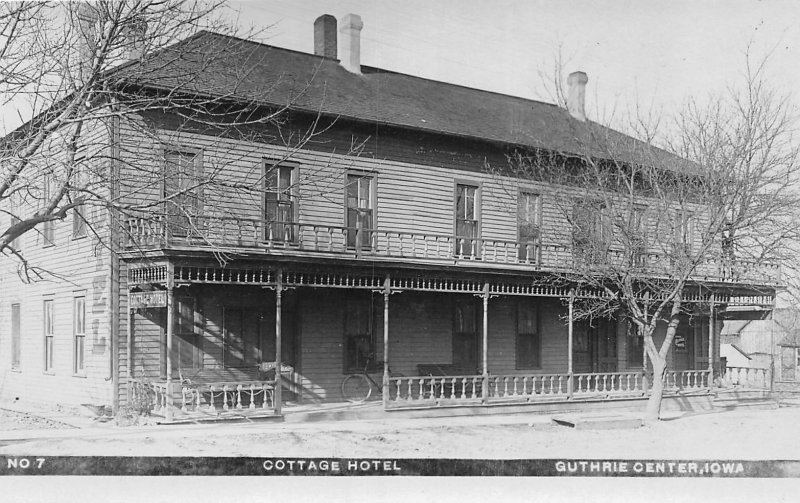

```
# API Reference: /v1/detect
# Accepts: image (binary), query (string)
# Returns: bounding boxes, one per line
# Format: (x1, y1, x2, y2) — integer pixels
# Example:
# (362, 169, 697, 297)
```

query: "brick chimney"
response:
(314, 14, 337, 59)
(567, 71, 588, 122)
(339, 13, 363, 74)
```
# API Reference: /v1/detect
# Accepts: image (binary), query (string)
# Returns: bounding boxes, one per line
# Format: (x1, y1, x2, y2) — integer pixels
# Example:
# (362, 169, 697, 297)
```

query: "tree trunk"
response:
(644, 357, 666, 423)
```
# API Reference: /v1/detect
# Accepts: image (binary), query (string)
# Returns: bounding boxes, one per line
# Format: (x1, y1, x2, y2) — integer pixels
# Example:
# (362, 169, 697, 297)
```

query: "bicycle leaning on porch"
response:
(341, 355, 404, 403)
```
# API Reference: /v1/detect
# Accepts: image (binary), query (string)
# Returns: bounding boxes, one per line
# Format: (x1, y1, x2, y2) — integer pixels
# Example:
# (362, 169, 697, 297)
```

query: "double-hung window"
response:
(264, 163, 297, 243)
(73, 296, 86, 374)
(517, 191, 541, 263)
(572, 200, 609, 265)
(72, 164, 87, 239)
(455, 184, 479, 257)
(44, 299, 55, 372)
(42, 175, 55, 246)
(164, 149, 201, 237)
(674, 211, 695, 257)
(345, 173, 374, 250)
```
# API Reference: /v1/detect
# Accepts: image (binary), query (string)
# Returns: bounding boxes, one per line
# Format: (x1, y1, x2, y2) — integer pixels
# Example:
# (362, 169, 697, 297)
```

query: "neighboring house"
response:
(0, 13, 781, 420)
(721, 309, 800, 386)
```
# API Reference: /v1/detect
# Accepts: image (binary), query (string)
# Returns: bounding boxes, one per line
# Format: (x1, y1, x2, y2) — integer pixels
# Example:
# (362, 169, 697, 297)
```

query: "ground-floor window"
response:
(11, 303, 20, 369)
(73, 296, 86, 374)
(344, 293, 376, 373)
(43, 299, 54, 372)
(452, 298, 479, 372)
(516, 300, 540, 369)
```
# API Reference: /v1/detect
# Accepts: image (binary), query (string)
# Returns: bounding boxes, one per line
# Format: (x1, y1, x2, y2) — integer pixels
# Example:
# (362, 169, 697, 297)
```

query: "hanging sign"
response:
(130, 290, 167, 309)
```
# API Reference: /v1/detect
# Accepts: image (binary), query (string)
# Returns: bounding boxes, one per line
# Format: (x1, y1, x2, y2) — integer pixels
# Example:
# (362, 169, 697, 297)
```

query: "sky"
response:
(2, 0, 799, 136)
(220, 0, 800, 137)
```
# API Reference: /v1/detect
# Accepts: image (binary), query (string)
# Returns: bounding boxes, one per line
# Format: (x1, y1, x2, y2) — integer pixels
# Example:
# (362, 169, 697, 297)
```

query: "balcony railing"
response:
(123, 214, 780, 284)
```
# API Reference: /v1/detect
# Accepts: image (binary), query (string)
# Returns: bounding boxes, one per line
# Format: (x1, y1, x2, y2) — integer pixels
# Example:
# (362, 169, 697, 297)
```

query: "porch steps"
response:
(552, 413, 643, 430)
(712, 389, 778, 411)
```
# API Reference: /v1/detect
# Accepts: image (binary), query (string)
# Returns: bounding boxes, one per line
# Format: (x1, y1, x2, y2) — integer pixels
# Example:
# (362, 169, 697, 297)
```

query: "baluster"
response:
(248, 384, 256, 409)
(549, 375, 555, 394)
(513, 376, 520, 396)
(222, 385, 230, 411)
(181, 387, 189, 412)
(208, 386, 217, 412)
(418, 378, 425, 401)
(407, 379, 413, 401)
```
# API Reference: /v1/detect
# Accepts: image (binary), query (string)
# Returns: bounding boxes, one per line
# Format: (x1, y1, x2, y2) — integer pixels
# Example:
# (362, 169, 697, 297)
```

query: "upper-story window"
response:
(42, 175, 55, 246)
(674, 211, 695, 256)
(345, 173, 374, 250)
(572, 199, 609, 264)
(629, 205, 647, 267)
(72, 163, 87, 239)
(164, 149, 201, 237)
(455, 183, 479, 257)
(517, 191, 541, 263)
(264, 163, 297, 243)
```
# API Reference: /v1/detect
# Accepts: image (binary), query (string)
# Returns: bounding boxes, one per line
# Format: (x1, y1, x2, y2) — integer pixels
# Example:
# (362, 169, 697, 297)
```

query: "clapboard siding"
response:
(0, 117, 116, 409)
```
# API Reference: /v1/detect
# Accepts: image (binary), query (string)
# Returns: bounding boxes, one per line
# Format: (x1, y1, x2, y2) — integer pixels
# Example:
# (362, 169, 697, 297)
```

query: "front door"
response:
(691, 319, 710, 371)
(453, 298, 480, 374)
(574, 319, 618, 373)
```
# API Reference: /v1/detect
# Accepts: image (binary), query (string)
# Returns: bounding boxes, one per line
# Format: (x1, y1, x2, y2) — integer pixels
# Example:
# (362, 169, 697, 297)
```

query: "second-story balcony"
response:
(123, 214, 781, 286)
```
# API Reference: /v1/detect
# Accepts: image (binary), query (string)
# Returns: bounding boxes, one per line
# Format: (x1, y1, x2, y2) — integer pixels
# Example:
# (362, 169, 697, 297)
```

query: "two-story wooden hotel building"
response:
(0, 14, 779, 421)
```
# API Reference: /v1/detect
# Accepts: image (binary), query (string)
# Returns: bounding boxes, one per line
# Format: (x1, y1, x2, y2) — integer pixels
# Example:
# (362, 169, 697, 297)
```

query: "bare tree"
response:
(494, 59, 797, 422)
(0, 1, 362, 279)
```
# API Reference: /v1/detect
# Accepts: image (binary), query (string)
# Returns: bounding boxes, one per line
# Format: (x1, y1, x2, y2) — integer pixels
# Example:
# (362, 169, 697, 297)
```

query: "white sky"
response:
(225, 0, 800, 135)
(3, 0, 799, 136)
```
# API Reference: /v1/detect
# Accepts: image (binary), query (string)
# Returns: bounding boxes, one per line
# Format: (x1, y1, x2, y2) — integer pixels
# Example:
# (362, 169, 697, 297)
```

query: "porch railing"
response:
(124, 214, 780, 284)
(129, 378, 278, 417)
(722, 366, 771, 389)
(664, 369, 711, 392)
(386, 369, 710, 408)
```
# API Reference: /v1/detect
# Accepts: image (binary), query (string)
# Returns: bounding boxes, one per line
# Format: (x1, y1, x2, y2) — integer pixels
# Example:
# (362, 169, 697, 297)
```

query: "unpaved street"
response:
(0, 406, 798, 459)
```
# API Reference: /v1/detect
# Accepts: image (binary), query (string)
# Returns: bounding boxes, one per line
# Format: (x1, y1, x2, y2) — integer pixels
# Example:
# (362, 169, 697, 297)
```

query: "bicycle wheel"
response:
(342, 374, 372, 402)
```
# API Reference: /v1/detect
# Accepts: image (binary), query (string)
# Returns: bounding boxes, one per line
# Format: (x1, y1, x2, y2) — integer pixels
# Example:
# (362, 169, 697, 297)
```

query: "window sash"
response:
(44, 300, 54, 371)
(164, 151, 200, 236)
(345, 174, 374, 250)
(74, 297, 86, 373)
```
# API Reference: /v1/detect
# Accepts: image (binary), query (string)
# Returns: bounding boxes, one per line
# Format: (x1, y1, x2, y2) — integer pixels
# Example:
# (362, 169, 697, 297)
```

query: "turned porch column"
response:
(274, 268, 283, 416)
(382, 275, 391, 408)
(567, 289, 575, 399)
(708, 294, 715, 376)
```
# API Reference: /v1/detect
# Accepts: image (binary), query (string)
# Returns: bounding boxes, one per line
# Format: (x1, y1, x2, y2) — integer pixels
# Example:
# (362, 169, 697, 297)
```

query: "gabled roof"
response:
(114, 31, 678, 168)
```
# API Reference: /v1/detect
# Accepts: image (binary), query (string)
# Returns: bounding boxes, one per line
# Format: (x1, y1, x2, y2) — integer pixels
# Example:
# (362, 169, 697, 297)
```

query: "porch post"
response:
(708, 294, 715, 378)
(126, 289, 133, 398)
(382, 275, 391, 408)
(481, 282, 490, 402)
(567, 289, 574, 399)
(275, 268, 283, 416)
(165, 285, 174, 422)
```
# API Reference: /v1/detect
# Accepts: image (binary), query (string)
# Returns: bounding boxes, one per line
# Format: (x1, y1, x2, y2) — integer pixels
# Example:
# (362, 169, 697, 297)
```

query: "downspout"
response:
(108, 108, 121, 415)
